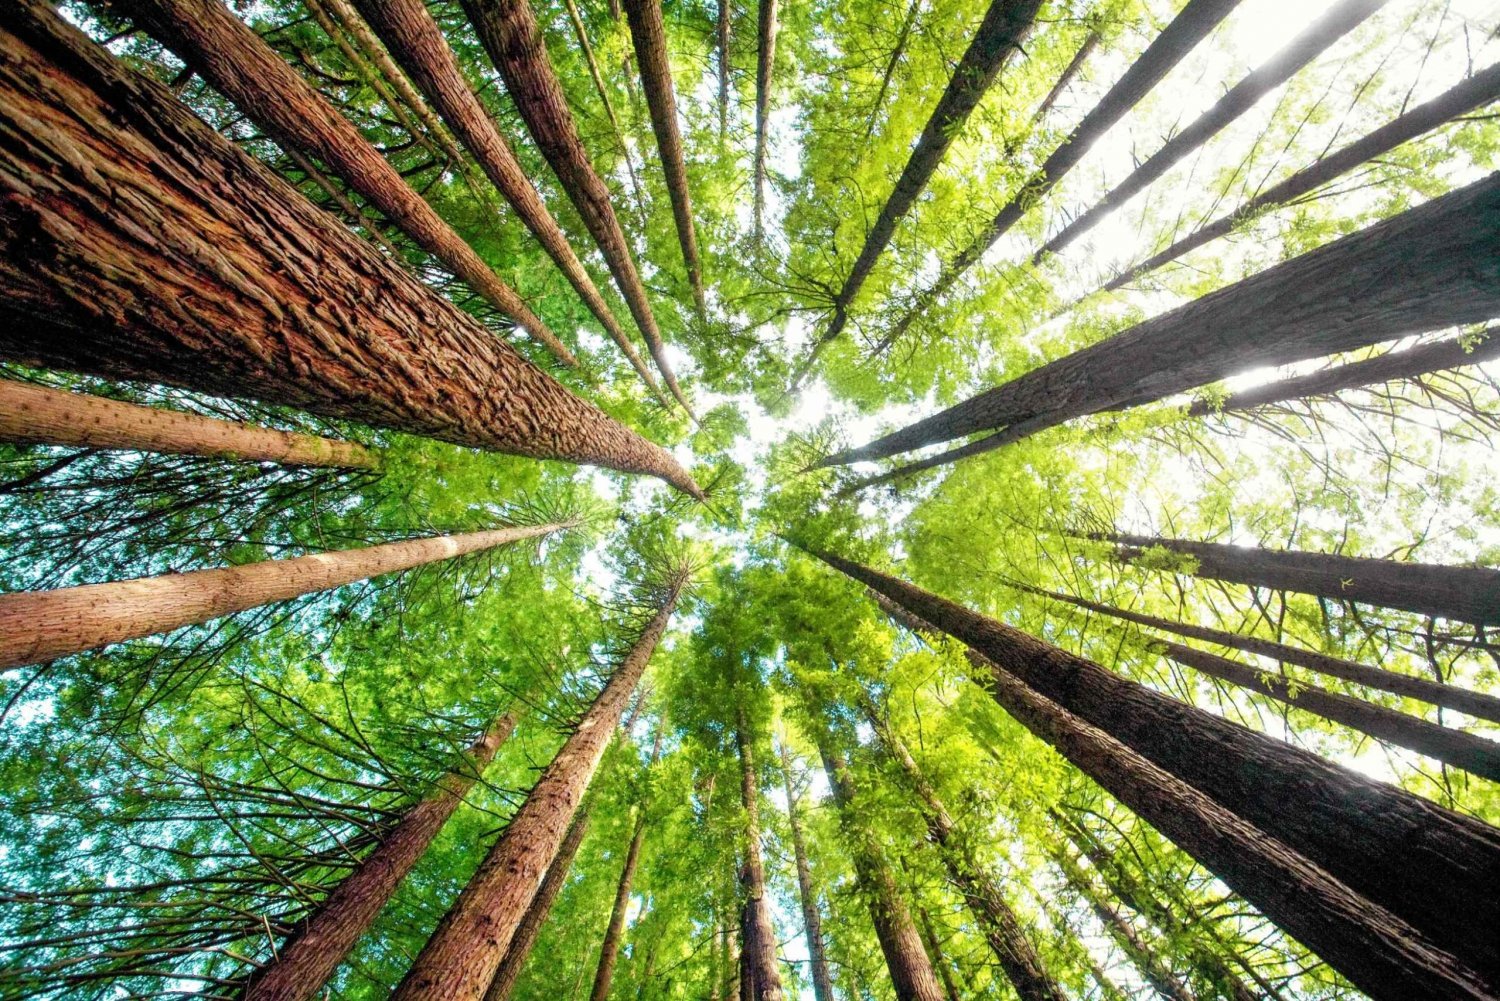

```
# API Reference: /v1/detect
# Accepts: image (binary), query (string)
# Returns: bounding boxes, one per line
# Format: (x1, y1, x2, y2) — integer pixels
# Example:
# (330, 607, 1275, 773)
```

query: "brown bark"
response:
(622, 0, 706, 315)
(1031, 30, 1098, 126)
(914, 907, 961, 1001)
(822, 171, 1500, 467)
(1107, 61, 1500, 291)
(114, 0, 576, 366)
(0, 379, 377, 470)
(390, 577, 684, 1001)
(588, 808, 649, 1001)
(717, 0, 732, 139)
(242, 715, 517, 1001)
(778, 741, 833, 1001)
(735, 706, 785, 1000)
(483, 807, 593, 1001)
(803, 546, 1500, 984)
(349, 0, 665, 403)
(462, 0, 694, 417)
(0, 4, 701, 496)
(752, 0, 780, 242)
(0, 523, 562, 671)
(282, 144, 403, 258)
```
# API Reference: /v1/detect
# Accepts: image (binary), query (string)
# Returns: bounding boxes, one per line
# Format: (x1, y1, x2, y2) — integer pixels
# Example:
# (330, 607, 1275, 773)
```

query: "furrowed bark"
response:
(0, 380, 377, 470)
(0, 524, 563, 671)
(623, 0, 707, 315)
(350, 0, 667, 403)
(880, 0, 1243, 348)
(718, 0, 732, 139)
(462, 0, 695, 417)
(752, 0, 780, 242)
(242, 714, 518, 1001)
(823, 171, 1500, 466)
(0, 4, 701, 497)
(587, 809, 649, 1001)
(1036, 0, 1386, 262)
(1106, 61, 1500, 291)
(483, 808, 592, 1001)
(778, 741, 834, 1001)
(114, 0, 576, 366)
(390, 579, 683, 1001)
(800, 546, 1500, 983)
(735, 706, 785, 1001)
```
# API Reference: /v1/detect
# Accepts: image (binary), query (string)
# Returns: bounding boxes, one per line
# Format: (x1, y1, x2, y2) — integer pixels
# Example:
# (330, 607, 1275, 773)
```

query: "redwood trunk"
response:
(390, 580, 683, 1001)
(244, 714, 517, 1001)
(735, 706, 785, 1000)
(0, 523, 561, 671)
(114, 0, 575, 366)
(588, 809, 649, 1001)
(778, 742, 834, 1001)
(752, 0, 780, 241)
(0, 380, 377, 470)
(0, 4, 701, 496)
(805, 547, 1500, 983)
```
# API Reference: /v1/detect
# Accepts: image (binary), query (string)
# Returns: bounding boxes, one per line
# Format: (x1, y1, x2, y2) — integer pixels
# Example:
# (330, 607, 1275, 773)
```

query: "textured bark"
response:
(803, 546, 1500, 984)
(881, 0, 1242, 347)
(350, 0, 665, 403)
(588, 809, 649, 1001)
(1036, 0, 1385, 262)
(1107, 61, 1500, 291)
(717, 0, 732, 139)
(483, 807, 592, 1001)
(242, 715, 517, 1001)
(823, 171, 1500, 466)
(735, 706, 785, 1001)
(778, 742, 834, 1001)
(1104, 531, 1500, 626)
(0, 4, 701, 496)
(1161, 640, 1500, 782)
(0, 523, 560, 671)
(390, 579, 683, 1001)
(752, 0, 780, 241)
(914, 907, 961, 1001)
(623, 0, 706, 315)
(462, 0, 694, 416)
(115, 0, 575, 366)
(0, 380, 377, 470)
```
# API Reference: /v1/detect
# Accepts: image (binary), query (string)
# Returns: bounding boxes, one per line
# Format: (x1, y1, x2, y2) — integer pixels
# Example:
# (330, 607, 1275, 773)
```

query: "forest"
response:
(0, 0, 1496, 998)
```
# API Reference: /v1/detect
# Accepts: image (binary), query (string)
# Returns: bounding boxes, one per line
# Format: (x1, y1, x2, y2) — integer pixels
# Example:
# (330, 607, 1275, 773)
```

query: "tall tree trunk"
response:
(0, 4, 701, 497)
(859, 0, 923, 147)
(777, 741, 835, 1001)
(622, 0, 707, 315)
(821, 171, 1500, 467)
(483, 807, 593, 1001)
(1106, 61, 1500, 291)
(0, 523, 563, 671)
(862, 707, 1067, 1001)
(114, 0, 576, 367)
(817, 737, 946, 1001)
(390, 575, 684, 1001)
(717, 0, 732, 139)
(802, 546, 1500, 984)
(735, 705, 785, 1000)
(752, 0, 780, 243)
(1101, 531, 1500, 626)
(0, 380, 377, 470)
(1036, 0, 1385, 262)
(349, 0, 666, 404)
(461, 0, 694, 417)
(588, 808, 650, 1001)
(879, 0, 1242, 348)
(243, 714, 517, 1001)
(914, 906, 962, 1001)
(1030, 30, 1098, 126)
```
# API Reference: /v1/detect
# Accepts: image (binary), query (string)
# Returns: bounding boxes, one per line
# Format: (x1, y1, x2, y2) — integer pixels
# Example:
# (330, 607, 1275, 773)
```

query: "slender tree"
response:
(0, 3, 701, 496)
(735, 704, 785, 1000)
(778, 740, 836, 1001)
(914, 906, 962, 1001)
(753, 0, 781, 242)
(718, 0, 733, 139)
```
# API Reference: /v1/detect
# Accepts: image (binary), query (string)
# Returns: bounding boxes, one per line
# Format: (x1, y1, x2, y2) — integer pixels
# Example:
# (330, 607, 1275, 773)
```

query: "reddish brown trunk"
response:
(778, 742, 834, 1001)
(735, 706, 785, 1000)
(752, 0, 780, 241)
(0, 523, 562, 671)
(0, 4, 701, 497)
(243, 715, 517, 1001)
(390, 579, 683, 1001)
(588, 809, 649, 1001)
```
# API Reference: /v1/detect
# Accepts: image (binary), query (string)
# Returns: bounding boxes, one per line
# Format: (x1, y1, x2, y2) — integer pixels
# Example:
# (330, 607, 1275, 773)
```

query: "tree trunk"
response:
(735, 705, 785, 1000)
(588, 808, 649, 1001)
(803, 546, 1500, 984)
(0, 380, 377, 470)
(778, 741, 835, 1001)
(1036, 0, 1385, 262)
(0, 4, 701, 497)
(622, 0, 706, 316)
(114, 0, 576, 366)
(863, 708, 1067, 1001)
(823, 171, 1500, 467)
(461, 0, 694, 417)
(390, 577, 684, 1001)
(752, 0, 780, 242)
(914, 907, 962, 1001)
(0, 523, 562, 671)
(243, 714, 517, 1001)
(483, 807, 592, 1001)
(717, 0, 732, 139)
(1106, 61, 1500, 290)
(1031, 31, 1098, 126)
(349, 0, 666, 404)
(817, 738, 946, 1001)
(1102, 531, 1500, 626)
(879, 0, 1242, 348)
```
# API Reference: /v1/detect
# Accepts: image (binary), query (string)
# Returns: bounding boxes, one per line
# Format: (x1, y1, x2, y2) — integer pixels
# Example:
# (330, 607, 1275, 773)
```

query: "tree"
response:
(777, 740, 836, 1001)
(753, 0, 780, 242)
(734, 705, 785, 1001)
